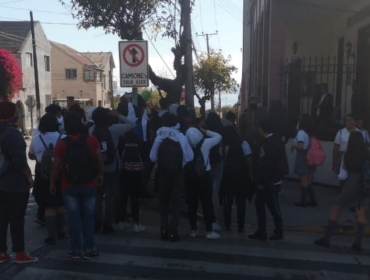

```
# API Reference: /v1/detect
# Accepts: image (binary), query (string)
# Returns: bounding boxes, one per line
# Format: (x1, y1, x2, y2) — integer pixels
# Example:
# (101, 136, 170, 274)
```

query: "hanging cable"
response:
(143, 28, 175, 78)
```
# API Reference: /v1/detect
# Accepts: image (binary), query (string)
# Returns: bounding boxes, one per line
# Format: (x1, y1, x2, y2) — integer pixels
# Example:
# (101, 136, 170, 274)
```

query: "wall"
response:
(12, 23, 51, 134)
(51, 46, 99, 106)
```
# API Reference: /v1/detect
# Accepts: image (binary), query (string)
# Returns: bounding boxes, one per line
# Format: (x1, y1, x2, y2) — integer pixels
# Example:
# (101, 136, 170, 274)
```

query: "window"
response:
(44, 56, 50, 72)
(84, 70, 94, 81)
(96, 71, 102, 82)
(65, 69, 77, 80)
(26, 53, 33, 67)
(102, 74, 106, 89)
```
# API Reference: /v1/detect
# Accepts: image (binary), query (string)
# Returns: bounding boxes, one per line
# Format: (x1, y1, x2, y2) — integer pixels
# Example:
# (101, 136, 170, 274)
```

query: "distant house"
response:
(0, 21, 52, 133)
(51, 42, 115, 108)
(81, 52, 115, 108)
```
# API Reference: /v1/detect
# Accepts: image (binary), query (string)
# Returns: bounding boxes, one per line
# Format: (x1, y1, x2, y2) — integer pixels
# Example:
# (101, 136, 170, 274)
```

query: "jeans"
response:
(255, 184, 283, 234)
(95, 171, 120, 227)
(0, 191, 29, 252)
(63, 187, 96, 252)
(186, 171, 214, 232)
(116, 171, 141, 224)
(159, 172, 183, 236)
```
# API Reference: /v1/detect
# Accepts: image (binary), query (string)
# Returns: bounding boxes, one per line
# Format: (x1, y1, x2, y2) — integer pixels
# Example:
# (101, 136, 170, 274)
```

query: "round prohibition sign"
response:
(123, 44, 145, 67)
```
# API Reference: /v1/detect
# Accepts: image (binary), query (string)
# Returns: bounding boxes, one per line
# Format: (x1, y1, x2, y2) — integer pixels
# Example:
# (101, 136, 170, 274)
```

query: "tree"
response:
(193, 50, 238, 118)
(60, 0, 191, 104)
(0, 49, 22, 101)
(220, 104, 238, 117)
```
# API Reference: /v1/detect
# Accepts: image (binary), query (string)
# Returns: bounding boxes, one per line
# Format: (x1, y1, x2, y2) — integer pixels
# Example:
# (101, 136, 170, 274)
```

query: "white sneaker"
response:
(118, 221, 130, 230)
(134, 224, 146, 233)
(190, 230, 197, 237)
(212, 222, 221, 231)
(206, 231, 220, 239)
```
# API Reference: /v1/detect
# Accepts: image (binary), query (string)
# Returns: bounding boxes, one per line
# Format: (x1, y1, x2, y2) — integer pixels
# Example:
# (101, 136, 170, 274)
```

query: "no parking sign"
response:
(119, 41, 149, 87)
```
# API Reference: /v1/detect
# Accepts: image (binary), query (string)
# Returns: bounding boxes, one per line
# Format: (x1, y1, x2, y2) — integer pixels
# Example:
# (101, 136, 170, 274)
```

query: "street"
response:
(0, 181, 369, 280)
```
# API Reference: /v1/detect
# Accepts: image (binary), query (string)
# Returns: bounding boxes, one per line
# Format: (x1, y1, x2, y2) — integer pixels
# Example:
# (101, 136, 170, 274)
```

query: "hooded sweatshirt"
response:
(150, 126, 194, 167)
(185, 128, 222, 172)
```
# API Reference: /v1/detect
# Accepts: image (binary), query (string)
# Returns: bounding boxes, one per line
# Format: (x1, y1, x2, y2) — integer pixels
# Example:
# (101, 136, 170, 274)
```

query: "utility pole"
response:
(184, 0, 194, 108)
(197, 31, 218, 111)
(30, 11, 41, 121)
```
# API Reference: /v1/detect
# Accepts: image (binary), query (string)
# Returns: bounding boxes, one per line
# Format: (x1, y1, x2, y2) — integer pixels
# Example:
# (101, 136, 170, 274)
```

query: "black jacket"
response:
(257, 135, 282, 187)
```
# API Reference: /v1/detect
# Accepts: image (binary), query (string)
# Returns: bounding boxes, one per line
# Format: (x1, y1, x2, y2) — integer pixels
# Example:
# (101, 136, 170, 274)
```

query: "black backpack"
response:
(185, 139, 207, 179)
(39, 134, 61, 181)
(63, 134, 97, 184)
(93, 127, 116, 165)
(120, 133, 144, 173)
(157, 138, 183, 176)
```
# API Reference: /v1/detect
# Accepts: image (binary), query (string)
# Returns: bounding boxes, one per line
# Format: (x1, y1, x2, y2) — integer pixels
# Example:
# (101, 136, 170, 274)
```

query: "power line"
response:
(0, 16, 76, 25)
(218, 0, 241, 15)
(213, 0, 221, 51)
(0, 33, 23, 42)
(0, 5, 72, 15)
(199, 0, 204, 33)
(215, 0, 243, 19)
(0, 0, 26, 5)
(143, 28, 175, 78)
(0, 30, 26, 40)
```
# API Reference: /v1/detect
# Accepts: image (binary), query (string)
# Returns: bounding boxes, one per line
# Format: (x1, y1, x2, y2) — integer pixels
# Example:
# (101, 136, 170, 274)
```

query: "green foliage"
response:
(220, 104, 238, 117)
(193, 50, 238, 117)
(59, 0, 179, 40)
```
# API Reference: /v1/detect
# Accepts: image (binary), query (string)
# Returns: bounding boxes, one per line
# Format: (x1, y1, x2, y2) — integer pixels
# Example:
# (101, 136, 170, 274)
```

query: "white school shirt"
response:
(29, 132, 66, 163)
(294, 130, 310, 150)
(334, 128, 361, 152)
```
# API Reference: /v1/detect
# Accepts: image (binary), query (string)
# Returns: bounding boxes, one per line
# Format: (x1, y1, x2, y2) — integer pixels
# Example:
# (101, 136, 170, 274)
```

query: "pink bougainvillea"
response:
(0, 49, 22, 101)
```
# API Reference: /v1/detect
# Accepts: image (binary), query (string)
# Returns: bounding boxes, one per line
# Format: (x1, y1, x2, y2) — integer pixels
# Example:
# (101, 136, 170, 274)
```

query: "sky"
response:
(0, 0, 244, 107)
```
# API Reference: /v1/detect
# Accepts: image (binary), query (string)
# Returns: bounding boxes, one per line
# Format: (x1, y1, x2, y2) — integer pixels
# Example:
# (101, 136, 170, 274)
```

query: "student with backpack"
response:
(220, 126, 254, 233)
(50, 112, 104, 260)
(29, 113, 66, 246)
(116, 131, 146, 232)
(0, 102, 38, 264)
(150, 114, 194, 242)
(315, 132, 369, 252)
(291, 114, 318, 207)
(249, 119, 284, 241)
(185, 126, 222, 239)
(90, 106, 136, 234)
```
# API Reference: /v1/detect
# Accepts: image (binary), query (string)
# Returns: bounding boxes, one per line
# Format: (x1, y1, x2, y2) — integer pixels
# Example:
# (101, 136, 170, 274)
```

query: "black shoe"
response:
(307, 201, 318, 207)
(69, 250, 81, 259)
(238, 228, 244, 234)
(83, 250, 99, 260)
(269, 233, 283, 241)
(248, 231, 268, 241)
(169, 234, 180, 242)
(352, 243, 362, 253)
(161, 230, 169, 241)
(44, 237, 56, 245)
(102, 225, 115, 234)
(314, 237, 330, 248)
(57, 233, 66, 240)
(294, 202, 308, 208)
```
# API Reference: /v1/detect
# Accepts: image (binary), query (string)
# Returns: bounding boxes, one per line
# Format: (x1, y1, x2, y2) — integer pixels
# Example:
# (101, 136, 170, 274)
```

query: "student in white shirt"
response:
(332, 114, 361, 189)
(291, 114, 317, 207)
(29, 113, 66, 246)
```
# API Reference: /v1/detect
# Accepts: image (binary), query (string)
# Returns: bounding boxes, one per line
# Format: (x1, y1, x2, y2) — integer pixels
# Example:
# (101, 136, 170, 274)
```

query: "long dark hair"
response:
(206, 112, 222, 134)
(344, 131, 369, 172)
(298, 114, 315, 137)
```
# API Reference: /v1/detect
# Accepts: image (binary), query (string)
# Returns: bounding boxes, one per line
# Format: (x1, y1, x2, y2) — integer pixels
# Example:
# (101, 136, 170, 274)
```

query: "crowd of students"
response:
(0, 92, 369, 263)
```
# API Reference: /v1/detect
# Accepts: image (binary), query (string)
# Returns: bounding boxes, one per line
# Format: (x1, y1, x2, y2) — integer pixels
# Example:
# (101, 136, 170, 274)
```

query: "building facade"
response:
(242, 0, 370, 125)
(0, 21, 52, 134)
(51, 42, 115, 108)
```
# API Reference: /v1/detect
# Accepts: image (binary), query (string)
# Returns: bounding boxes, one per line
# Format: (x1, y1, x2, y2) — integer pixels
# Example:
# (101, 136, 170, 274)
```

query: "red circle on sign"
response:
(123, 44, 145, 67)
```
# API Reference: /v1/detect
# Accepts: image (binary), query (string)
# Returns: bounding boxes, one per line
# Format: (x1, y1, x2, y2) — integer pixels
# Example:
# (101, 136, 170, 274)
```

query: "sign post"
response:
(119, 41, 149, 106)
(25, 95, 36, 135)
